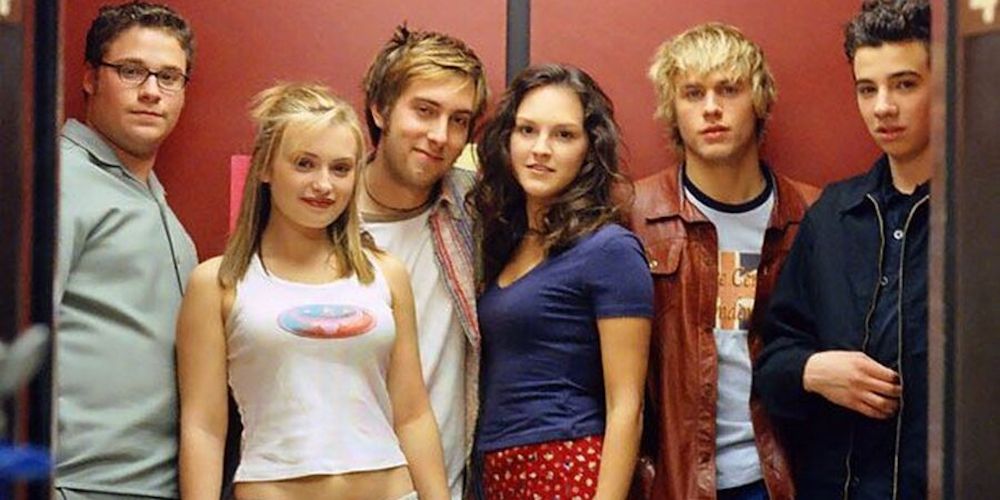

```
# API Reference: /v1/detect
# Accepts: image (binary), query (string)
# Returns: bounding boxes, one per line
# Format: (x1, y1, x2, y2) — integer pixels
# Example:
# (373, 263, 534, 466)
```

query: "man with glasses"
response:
(56, 2, 197, 498)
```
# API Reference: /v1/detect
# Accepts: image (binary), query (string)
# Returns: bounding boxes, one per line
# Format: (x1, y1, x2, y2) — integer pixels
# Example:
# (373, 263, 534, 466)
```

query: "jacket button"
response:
(880, 276, 889, 286)
(893, 229, 904, 240)
(649, 259, 659, 270)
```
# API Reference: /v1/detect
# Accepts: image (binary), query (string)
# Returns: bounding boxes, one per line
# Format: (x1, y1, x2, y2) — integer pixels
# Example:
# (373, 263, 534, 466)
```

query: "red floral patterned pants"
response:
(482, 434, 603, 499)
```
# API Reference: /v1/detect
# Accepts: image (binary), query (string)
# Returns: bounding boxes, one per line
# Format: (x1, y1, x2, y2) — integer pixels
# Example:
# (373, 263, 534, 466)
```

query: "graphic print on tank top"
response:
(276, 304, 377, 339)
(716, 251, 761, 331)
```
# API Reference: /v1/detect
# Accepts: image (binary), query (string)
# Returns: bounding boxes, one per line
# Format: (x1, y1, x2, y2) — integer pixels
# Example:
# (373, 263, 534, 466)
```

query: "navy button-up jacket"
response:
(754, 156, 929, 500)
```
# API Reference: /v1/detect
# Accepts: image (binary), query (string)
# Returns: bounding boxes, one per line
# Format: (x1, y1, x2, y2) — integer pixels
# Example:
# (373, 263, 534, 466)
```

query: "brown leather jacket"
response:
(627, 164, 819, 500)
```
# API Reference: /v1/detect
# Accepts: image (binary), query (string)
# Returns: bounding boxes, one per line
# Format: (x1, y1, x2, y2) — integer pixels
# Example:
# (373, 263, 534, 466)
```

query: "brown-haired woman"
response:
(469, 64, 653, 499)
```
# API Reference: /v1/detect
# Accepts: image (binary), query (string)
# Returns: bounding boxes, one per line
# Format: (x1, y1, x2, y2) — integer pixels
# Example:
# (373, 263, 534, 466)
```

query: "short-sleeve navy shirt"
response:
(475, 224, 654, 452)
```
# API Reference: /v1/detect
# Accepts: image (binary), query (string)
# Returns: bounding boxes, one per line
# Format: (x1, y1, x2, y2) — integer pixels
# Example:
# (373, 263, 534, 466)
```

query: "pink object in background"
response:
(229, 155, 251, 232)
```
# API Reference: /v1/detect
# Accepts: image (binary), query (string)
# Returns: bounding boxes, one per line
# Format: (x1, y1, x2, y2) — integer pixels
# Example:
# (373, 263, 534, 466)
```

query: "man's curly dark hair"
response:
(844, 0, 930, 63)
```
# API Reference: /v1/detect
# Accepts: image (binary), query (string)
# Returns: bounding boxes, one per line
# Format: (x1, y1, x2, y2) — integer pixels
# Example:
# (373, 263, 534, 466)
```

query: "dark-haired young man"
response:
(56, 2, 197, 498)
(755, 1, 932, 498)
(358, 26, 488, 499)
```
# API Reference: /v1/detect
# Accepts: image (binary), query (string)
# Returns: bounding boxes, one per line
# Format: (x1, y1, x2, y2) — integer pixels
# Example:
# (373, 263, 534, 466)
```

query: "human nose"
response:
(427, 115, 449, 145)
(312, 169, 334, 193)
(137, 74, 163, 102)
(874, 87, 897, 118)
(530, 132, 552, 157)
(703, 91, 722, 117)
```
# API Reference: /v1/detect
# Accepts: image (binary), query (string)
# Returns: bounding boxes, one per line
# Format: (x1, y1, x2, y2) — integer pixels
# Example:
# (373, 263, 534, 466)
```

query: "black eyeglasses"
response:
(99, 61, 190, 92)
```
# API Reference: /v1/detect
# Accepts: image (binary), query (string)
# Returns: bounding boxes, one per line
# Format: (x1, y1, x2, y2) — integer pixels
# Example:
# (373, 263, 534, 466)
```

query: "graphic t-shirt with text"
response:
(684, 171, 774, 490)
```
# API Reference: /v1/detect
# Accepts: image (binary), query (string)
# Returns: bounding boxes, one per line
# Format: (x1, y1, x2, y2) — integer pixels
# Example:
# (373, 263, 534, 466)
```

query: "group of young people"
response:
(54, 0, 932, 499)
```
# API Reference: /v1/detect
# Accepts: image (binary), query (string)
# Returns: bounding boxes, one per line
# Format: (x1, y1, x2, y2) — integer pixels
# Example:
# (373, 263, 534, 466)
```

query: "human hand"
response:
(802, 351, 901, 419)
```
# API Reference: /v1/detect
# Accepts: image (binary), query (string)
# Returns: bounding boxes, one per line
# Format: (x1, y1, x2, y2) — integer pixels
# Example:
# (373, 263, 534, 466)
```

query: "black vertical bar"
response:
(28, 0, 59, 496)
(0, 25, 23, 346)
(31, 0, 58, 335)
(939, 2, 957, 497)
(506, 0, 530, 85)
(0, 20, 25, 500)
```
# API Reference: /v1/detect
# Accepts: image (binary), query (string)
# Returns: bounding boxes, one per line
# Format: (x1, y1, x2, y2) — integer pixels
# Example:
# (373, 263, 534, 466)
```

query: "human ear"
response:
(83, 66, 98, 97)
(370, 104, 386, 130)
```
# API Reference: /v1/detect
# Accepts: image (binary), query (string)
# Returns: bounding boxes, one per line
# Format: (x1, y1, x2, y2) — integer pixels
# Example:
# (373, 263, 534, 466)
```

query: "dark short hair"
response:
(844, 0, 930, 63)
(469, 63, 629, 288)
(361, 24, 487, 147)
(85, 1, 195, 72)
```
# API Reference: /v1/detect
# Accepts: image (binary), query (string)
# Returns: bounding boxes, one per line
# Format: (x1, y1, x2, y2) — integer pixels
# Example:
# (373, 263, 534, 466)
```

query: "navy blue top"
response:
(853, 166, 930, 495)
(755, 156, 929, 499)
(475, 224, 654, 452)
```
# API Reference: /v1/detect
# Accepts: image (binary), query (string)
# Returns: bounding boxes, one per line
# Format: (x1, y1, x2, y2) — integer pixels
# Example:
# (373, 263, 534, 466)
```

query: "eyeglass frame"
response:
(97, 61, 191, 92)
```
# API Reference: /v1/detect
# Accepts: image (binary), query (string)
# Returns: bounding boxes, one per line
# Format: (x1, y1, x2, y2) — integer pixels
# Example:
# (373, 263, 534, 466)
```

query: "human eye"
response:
(719, 83, 741, 96)
(893, 78, 920, 92)
(515, 124, 535, 135)
(332, 161, 354, 176)
(158, 69, 184, 86)
(119, 63, 148, 82)
(295, 156, 315, 170)
(681, 87, 704, 100)
(855, 83, 877, 97)
(415, 103, 436, 118)
(451, 114, 470, 128)
(557, 129, 578, 141)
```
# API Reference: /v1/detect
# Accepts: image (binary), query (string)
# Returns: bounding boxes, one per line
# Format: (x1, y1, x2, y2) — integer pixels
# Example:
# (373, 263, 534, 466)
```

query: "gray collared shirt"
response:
(55, 119, 197, 498)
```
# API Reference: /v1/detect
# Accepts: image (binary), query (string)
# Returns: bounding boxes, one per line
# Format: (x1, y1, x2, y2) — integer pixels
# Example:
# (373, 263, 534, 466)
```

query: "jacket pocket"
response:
(644, 240, 683, 277)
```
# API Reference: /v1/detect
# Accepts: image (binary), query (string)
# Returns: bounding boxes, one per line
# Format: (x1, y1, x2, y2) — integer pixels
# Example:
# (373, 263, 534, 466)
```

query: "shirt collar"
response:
(435, 174, 464, 220)
(644, 161, 799, 229)
(61, 118, 166, 197)
(877, 159, 931, 202)
(62, 119, 124, 169)
(839, 155, 930, 213)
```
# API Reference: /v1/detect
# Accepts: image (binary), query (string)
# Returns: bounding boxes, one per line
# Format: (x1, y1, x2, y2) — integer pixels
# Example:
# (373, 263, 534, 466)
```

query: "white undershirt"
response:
(364, 209, 466, 500)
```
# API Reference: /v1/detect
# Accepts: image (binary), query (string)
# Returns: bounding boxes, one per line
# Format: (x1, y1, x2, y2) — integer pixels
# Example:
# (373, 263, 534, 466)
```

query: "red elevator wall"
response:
(62, 0, 507, 257)
(64, 1, 879, 257)
(531, 1, 880, 184)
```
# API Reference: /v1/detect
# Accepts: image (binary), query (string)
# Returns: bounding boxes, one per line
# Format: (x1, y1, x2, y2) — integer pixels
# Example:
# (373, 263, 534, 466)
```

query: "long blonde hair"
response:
(219, 82, 376, 287)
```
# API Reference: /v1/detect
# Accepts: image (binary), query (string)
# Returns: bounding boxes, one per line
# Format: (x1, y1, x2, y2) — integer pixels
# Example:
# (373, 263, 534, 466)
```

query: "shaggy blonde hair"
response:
(219, 82, 376, 287)
(648, 23, 776, 150)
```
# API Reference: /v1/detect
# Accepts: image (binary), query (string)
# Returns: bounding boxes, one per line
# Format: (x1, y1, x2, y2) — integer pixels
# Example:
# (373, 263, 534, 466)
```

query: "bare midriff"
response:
(233, 465, 413, 500)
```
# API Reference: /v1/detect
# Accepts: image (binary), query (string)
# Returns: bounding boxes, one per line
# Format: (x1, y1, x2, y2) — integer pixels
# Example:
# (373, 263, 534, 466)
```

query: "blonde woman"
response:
(177, 83, 447, 500)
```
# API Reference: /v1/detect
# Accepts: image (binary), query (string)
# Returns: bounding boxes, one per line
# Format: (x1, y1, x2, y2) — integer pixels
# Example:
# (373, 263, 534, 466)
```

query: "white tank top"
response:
(226, 254, 407, 482)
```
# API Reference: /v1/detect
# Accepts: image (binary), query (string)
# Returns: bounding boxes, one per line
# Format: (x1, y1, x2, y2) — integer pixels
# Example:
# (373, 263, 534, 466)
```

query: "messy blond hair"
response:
(219, 83, 376, 288)
(362, 24, 488, 146)
(648, 23, 776, 149)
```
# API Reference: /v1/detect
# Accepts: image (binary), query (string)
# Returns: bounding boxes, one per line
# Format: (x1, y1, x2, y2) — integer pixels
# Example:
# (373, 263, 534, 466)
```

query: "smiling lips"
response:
(302, 197, 335, 209)
(415, 147, 445, 162)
